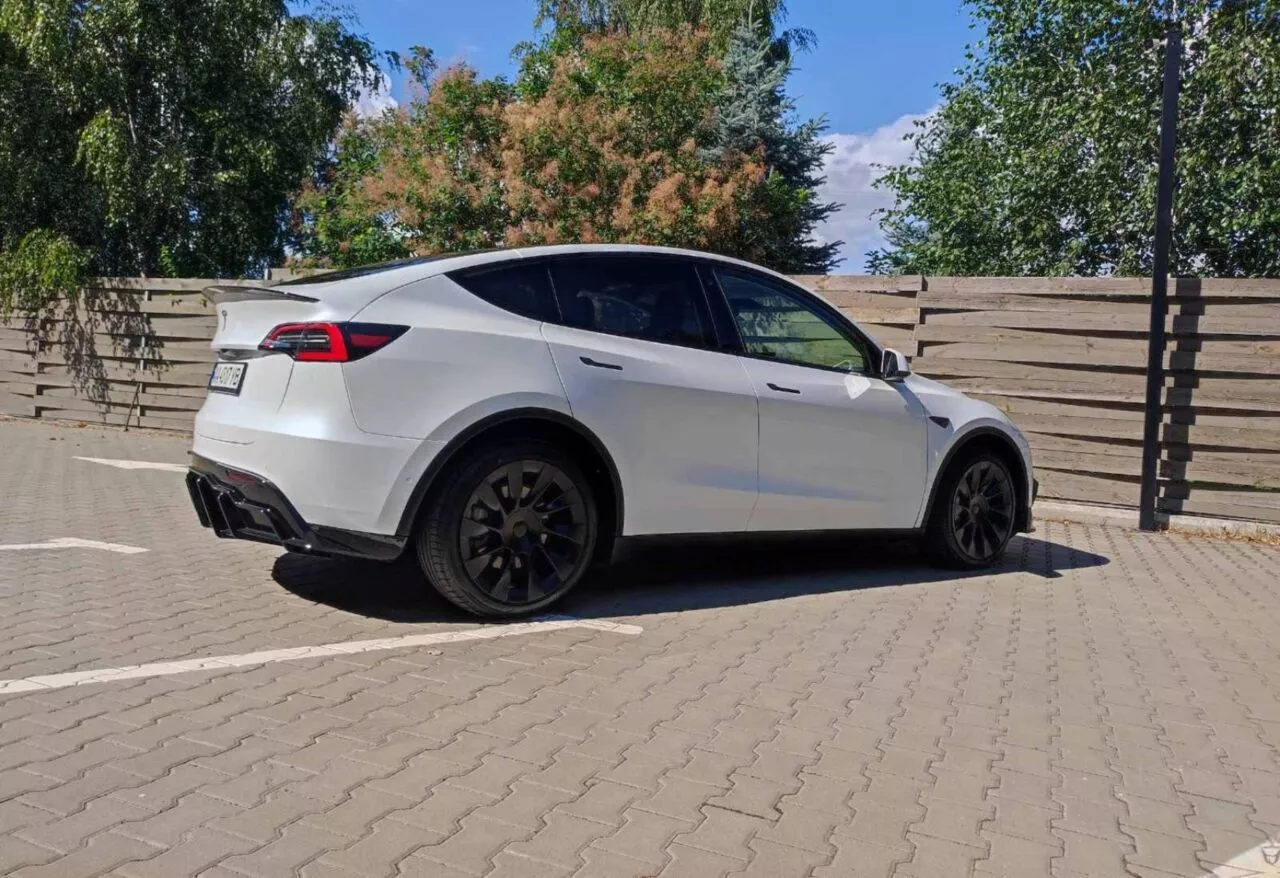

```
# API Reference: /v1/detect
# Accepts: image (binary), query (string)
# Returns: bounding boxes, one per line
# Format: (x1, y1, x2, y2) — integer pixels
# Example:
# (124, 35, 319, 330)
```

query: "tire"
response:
(416, 438, 598, 618)
(925, 452, 1018, 569)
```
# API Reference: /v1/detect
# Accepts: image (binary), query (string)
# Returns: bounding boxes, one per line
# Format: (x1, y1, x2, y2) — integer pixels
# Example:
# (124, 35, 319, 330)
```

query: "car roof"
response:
(275, 244, 804, 297)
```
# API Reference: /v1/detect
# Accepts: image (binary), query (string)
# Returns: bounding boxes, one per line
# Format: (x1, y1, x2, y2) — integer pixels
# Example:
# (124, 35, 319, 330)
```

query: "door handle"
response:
(767, 382, 800, 394)
(580, 356, 623, 371)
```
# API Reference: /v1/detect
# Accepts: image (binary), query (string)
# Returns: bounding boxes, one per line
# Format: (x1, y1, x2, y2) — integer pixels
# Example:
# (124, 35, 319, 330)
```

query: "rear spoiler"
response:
(203, 285, 320, 305)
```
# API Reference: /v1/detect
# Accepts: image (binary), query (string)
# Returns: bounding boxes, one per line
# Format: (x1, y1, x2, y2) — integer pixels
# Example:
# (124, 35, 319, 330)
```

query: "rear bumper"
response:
(186, 454, 406, 561)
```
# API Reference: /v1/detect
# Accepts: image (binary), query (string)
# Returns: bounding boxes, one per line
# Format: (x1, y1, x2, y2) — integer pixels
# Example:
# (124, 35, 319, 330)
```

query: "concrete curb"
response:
(1034, 499, 1280, 540)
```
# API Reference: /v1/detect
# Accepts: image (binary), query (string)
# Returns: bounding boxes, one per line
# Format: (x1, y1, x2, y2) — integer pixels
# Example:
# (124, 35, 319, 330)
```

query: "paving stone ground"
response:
(1, 415, 1279, 878)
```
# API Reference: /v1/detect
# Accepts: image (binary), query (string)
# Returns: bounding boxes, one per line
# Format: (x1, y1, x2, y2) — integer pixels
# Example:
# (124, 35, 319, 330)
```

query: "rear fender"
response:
(374, 392, 574, 535)
(387, 406, 624, 541)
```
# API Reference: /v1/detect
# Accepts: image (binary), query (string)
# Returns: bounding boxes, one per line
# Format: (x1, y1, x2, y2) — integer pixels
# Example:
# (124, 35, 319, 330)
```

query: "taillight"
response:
(259, 322, 408, 362)
(260, 323, 347, 361)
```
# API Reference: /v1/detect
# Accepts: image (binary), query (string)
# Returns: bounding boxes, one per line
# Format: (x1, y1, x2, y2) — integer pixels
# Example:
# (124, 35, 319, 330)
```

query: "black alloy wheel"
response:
(459, 460, 587, 605)
(949, 458, 1015, 563)
(926, 452, 1018, 569)
(417, 439, 598, 618)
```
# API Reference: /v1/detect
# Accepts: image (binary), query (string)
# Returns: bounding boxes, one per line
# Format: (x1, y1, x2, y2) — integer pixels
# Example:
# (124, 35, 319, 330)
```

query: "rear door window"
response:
(548, 257, 714, 349)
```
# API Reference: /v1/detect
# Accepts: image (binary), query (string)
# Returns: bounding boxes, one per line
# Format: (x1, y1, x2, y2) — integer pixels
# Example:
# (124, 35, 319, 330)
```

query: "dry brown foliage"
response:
(295, 27, 780, 265)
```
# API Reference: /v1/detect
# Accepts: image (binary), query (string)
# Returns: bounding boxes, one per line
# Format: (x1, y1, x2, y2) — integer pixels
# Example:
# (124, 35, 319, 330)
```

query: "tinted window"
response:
(716, 269, 871, 373)
(449, 262, 555, 321)
(550, 258, 712, 348)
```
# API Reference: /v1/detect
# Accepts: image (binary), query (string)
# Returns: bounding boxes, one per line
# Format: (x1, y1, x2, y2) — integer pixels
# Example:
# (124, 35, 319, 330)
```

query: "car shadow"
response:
(272, 532, 1109, 625)
(273, 553, 474, 624)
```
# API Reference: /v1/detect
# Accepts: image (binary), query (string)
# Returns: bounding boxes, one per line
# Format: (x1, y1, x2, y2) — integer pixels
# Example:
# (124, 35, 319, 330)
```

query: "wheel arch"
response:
(920, 426, 1032, 533)
(395, 408, 624, 562)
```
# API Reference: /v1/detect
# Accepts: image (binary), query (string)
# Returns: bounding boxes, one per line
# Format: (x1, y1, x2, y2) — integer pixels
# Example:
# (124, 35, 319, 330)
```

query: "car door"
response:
(705, 266, 929, 532)
(541, 255, 759, 536)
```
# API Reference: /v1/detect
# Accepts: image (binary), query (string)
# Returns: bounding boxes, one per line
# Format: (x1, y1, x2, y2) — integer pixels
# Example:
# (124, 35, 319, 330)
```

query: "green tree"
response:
(870, 0, 1280, 277)
(292, 48, 516, 263)
(705, 25, 840, 273)
(0, 0, 382, 303)
(293, 28, 822, 270)
(532, 0, 812, 55)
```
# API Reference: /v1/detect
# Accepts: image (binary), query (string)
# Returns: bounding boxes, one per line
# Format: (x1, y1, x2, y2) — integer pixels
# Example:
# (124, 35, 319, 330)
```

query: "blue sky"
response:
(341, 0, 977, 269)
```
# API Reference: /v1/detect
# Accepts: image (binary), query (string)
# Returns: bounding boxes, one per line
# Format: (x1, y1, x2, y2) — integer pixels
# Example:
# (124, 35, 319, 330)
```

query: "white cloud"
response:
(815, 107, 936, 271)
(354, 72, 397, 117)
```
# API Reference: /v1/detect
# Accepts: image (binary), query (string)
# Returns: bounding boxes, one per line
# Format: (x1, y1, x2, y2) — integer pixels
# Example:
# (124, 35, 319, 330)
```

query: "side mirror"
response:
(881, 348, 911, 381)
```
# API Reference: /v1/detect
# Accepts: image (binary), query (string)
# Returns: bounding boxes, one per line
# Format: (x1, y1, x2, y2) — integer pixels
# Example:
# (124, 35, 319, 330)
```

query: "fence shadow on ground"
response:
(272, 533, 1110, 624)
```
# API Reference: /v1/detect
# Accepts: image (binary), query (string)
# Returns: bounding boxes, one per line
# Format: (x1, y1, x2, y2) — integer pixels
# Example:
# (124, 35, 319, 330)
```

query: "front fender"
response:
(915, 419, 1035, 531)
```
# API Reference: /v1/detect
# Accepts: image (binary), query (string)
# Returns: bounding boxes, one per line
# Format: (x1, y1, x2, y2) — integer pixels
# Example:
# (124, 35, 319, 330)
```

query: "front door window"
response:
(715, 269, 870, 374)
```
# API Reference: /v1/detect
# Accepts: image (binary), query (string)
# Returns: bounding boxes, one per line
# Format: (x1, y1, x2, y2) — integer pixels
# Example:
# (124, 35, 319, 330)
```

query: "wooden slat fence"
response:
(806, 275, 1280, 523)
(3, 273, 1279, 524)
(0, 278, 218, 431)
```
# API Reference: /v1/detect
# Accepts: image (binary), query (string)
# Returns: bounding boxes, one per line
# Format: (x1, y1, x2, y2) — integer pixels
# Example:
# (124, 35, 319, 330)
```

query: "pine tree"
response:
(707, 25, 841, 273)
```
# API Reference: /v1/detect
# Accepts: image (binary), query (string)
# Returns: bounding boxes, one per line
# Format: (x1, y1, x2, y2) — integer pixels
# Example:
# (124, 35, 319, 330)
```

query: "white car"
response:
(188, 245, 1035, 618)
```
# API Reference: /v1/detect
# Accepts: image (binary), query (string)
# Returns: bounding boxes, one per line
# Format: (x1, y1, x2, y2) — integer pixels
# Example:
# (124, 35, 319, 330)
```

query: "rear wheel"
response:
(417, 439, 597, 618)
(926, 453, 1017, 568)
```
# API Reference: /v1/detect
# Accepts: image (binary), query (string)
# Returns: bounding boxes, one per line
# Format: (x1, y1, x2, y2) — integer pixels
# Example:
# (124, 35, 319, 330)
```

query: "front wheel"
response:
(926, 453, 1018, 569)
(417, 439, 598, 618)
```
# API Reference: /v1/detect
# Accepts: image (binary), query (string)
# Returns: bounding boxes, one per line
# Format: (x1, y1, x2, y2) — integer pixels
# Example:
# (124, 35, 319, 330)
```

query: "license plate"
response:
(208, 362, 246, 395)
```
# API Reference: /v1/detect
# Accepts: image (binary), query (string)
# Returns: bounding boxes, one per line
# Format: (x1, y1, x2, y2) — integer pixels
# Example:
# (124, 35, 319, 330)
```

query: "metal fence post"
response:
(1138, 14, 1182, 532)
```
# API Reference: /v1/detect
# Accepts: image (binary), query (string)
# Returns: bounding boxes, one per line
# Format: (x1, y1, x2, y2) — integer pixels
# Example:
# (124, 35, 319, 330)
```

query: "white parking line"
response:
(0, 616, 643, 695)
(75, 457, 188, 473)
(1204, 838, 1280, 876)
(0, 538, 149, 554)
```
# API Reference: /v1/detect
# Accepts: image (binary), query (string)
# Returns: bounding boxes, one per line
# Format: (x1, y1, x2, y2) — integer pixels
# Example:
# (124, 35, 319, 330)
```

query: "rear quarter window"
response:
(448, 262, 557, 321)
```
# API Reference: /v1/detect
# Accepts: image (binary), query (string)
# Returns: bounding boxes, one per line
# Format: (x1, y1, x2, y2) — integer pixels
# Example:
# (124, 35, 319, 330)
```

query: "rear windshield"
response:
(277, 250, 503, 286)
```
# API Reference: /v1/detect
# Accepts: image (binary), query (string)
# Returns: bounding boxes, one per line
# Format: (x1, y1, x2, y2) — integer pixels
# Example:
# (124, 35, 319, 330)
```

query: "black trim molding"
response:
(187, 454, 406, 561)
